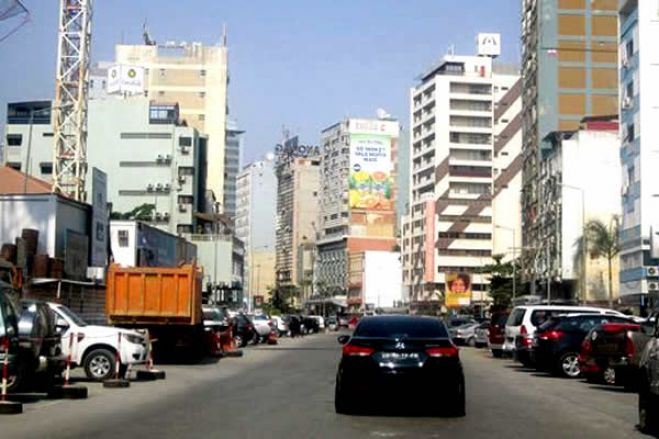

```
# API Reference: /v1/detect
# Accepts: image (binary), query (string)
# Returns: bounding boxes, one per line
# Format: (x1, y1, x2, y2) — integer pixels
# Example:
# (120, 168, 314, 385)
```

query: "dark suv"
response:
(533, 314, 633, 378)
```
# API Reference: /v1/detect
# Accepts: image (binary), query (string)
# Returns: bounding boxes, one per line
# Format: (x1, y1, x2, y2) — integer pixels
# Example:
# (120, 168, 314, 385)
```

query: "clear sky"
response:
(0, 0, 520, 165)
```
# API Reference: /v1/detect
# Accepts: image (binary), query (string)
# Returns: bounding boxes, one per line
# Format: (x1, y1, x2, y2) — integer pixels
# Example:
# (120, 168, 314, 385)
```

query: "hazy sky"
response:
(0, 0, 520, 164)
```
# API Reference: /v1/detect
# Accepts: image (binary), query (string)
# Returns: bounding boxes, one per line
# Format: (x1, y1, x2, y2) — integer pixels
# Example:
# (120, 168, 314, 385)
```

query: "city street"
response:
(2, 332, 645, 439)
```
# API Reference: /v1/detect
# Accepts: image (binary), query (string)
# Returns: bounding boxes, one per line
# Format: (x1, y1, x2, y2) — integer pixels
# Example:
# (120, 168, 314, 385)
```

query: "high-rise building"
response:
(235, 156, 277, 307)
(316, 117, 400, 306)
(400, 36, 522, 307)
(521, 0, 619, 290)
(224, 119, 244, 218)
(114, 40, 228, 210)
(619, 0, 659, 310)
(274, 137, 321, 305)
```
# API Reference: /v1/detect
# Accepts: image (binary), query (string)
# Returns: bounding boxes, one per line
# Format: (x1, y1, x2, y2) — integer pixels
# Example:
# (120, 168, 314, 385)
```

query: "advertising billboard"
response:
(107, 65, 145, 95)
(445, 272, 472, 308)
(90, 168, 108, 267)
(349, 133, 393, 211)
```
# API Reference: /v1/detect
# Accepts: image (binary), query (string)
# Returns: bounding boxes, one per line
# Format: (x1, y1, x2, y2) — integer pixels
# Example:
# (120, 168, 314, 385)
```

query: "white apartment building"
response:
(114, 40, 228, 208)
(537, 120, 621, 302)
(619, 0, 659, 309)
(401, 36, 522, 306)
(235, 156, 277, 303)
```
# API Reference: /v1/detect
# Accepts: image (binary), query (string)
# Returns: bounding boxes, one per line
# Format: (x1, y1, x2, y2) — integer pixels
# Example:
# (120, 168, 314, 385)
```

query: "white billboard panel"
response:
(478, 33, 501, 57)
(107, 65, 145, 95)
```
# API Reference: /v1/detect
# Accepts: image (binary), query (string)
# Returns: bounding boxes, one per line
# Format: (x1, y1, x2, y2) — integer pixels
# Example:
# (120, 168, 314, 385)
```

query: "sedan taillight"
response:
(426, 346, 459, 358)
(342, 344, 375, 357)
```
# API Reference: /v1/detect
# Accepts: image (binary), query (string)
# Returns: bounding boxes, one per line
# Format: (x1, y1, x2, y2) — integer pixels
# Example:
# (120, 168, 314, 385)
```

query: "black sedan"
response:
(533, 314, 634, 378)
(334, 315, 465, 416)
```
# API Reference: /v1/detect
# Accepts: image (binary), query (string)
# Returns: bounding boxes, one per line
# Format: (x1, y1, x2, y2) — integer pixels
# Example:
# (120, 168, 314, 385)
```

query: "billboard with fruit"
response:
(348, 133, 393, 211)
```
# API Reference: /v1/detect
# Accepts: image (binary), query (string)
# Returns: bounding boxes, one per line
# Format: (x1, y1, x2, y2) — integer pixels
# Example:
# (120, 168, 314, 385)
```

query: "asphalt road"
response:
(2, 332, 647, 439)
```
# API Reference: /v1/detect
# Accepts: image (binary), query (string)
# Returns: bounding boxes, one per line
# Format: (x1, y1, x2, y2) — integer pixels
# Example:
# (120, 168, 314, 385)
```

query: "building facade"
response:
(521, 0, 619, 292)
(87, 97, 207, 235)
(316, 118, 399, 306)
(274, 137, 321, 303)
(223, 118, 244, 218)
(619, 0, 659, 309)
(401, 41, 522, 307)
(536, 118, 620, 303)
(114, 41, 228, 208)
(235, 157, 277, 306)
(3, 101, 55, 180)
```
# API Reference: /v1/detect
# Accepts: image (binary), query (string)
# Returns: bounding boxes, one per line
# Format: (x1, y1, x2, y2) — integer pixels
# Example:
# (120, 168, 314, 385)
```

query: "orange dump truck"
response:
(106, 263, 210, 358)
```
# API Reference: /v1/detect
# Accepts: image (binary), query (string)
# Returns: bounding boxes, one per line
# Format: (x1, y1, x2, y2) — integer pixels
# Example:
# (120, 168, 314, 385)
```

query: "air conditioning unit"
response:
(155, 212, 162, 220)
(180, 146, 190, 154)
(649, 282, 659, 292)
(163, 212, 170, 220)
(648, 266, 659, 277)
(622, 97, 632, 110)
(164, 183, 171, 191)
(178, 175, 186, 184)
(155, 183, 163, 191)
(146, 183, 154, 192)
(165, 154, 172, 163)
(178, 204, 187, 212)
(156, 154, 164, 163)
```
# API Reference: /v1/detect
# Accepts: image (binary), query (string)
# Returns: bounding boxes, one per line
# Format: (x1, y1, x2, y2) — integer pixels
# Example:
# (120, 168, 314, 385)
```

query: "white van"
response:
(504, 305, 625, 359)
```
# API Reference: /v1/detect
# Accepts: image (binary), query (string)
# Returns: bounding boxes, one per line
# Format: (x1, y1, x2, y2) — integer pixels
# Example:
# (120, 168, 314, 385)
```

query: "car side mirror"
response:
(56, 317, 69, 331)
(337, 335, 350, 345)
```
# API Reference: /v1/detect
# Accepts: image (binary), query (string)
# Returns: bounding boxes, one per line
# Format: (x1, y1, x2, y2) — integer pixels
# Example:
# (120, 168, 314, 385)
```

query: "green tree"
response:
(109, 203, 156, 221)
(580, 217, 620, 308)
(480, 254, 520, 309)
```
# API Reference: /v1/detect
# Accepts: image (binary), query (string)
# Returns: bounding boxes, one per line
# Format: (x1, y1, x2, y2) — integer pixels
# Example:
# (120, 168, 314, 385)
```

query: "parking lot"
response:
(2, 331, 648, 439)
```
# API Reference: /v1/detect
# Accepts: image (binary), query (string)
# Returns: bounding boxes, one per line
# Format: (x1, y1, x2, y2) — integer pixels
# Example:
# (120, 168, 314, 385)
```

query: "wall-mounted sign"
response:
(478, 33, 501, 57)
(107, 64, 145, 95)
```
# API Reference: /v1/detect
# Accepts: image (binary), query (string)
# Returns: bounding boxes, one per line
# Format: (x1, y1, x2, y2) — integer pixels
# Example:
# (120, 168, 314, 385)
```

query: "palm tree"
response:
(581, 217, 620, 308)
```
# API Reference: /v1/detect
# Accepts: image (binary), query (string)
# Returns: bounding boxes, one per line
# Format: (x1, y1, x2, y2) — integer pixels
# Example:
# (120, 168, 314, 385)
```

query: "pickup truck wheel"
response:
(84, 348, 116, 381)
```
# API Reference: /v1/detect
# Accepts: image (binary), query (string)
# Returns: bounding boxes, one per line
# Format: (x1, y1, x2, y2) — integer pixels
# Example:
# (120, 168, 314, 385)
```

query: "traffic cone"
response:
(49, 332, 88, 400)
(0, 338, 22, 415)
(103, 333, 130, 388)
(222, 324, 243, 357)
(136, 330, 166, 380)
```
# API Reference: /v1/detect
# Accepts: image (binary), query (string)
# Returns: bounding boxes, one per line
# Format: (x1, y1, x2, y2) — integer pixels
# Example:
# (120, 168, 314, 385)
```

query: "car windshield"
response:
(507, 308, 525, 326)
(56, 305, 87, 327)
(354, 317, 448, 338)
(203, 308, 226, 321)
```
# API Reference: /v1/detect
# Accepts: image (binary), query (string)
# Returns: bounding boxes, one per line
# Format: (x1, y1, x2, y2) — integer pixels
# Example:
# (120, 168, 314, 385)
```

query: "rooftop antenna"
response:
(221, 23, 227, 47)
(143, 19, 155, 46)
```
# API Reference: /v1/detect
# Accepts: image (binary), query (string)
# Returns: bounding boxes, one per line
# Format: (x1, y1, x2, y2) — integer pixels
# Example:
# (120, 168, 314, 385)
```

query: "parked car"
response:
(338, 316, 349, 328)
(270, 315, 288, 337)
(637, 315, 659, 434)
(309, 315, 325, 331)
(451, 322, 481, 346)
(248, 313, 273, 342)
(48, 302, 147, 381)
(0, 285, 21, 391)
(474, 322, 490, 348)
(202, 305, 230, 355)
(326, 316, 338, 331)
(580, 321, 646, 386)
(303, 316, 320, 334)
(505, 305, 625, 367)
(15, 300, 66, 389)
(533, 314, 634, 378)
(334, 315, 465, 416)
(489, 311, 509, 357)
(230, 313, 257, 348)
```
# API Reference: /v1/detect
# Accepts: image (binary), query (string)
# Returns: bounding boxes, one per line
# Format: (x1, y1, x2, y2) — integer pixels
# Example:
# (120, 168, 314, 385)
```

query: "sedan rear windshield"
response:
(354, 318, 448, 338)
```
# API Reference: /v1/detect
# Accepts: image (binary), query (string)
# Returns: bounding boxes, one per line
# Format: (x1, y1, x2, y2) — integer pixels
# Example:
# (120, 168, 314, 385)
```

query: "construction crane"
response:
(52, 0, 92, 201)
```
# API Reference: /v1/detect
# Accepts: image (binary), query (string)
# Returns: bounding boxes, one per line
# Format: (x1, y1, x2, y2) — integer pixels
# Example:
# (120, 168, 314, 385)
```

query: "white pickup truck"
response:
(48, 302, 148, 381)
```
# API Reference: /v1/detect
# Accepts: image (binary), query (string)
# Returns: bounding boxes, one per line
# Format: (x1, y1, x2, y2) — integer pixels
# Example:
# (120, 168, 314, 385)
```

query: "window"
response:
(158, 91, 165, 97)
(102, 80, 106, 89)
(354, 317, 448, 338)
(118, 230, 129, 247)
(200, 69, 206, 76)
(42, 132, 54, 137)
(177, 225, 193, 234)
(40, 162, 53, 175)
(178, 166, 194, 176)
(159, 68, 166, 76)
(179, 137, 192, 147)
(6, 134, 22, 146)
(199, 92, 206, 98)
(178, 195, 194, 204)
(198, 114, 205, 121)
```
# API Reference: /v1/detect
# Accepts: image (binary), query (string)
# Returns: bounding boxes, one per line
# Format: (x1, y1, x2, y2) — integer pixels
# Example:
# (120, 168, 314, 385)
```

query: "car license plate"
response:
(381, 352, 419, 360)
